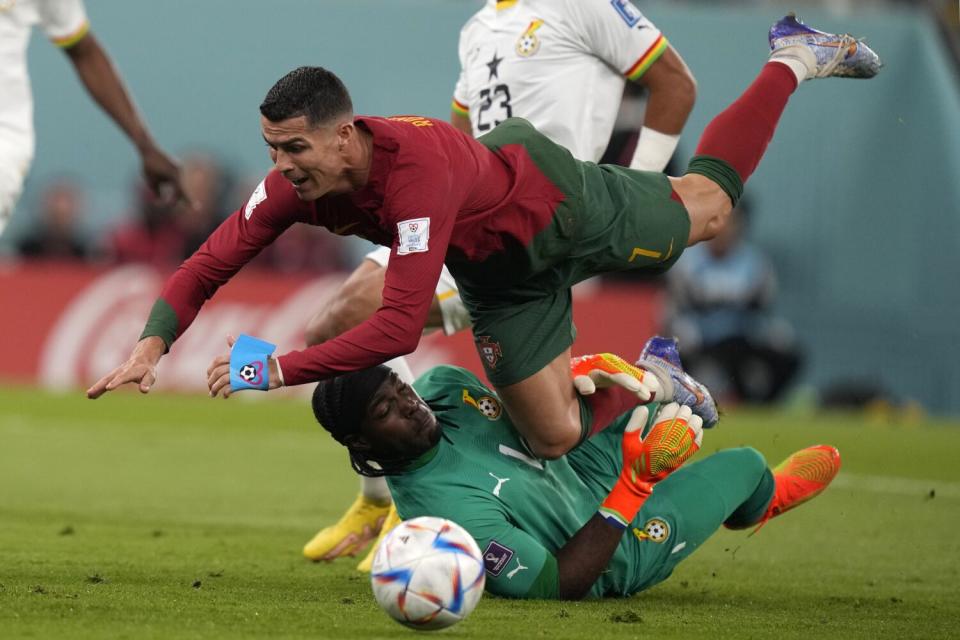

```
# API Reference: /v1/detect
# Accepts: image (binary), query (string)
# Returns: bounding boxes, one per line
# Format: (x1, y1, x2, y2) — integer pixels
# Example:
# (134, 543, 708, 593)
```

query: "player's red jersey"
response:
(145, 116, 566, 385)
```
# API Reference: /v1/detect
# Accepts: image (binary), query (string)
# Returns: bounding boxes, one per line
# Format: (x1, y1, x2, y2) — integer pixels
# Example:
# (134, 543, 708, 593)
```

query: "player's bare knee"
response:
(525, 426, 581, 460)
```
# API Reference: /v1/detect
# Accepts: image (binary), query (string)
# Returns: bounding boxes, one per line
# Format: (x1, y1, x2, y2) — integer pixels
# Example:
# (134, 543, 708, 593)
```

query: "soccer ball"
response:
(238, 363, 257, 381)
(370, 516, 485, 630)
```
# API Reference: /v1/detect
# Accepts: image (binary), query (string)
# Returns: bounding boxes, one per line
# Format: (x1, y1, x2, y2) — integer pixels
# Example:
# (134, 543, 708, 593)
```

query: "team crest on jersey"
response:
(475, 336, 503, 369)
(515, 19, 544, 57)
(244, 179, 267, 220)
(462, 389, 503, 420)
(610, 0, 643, 27)
(641, 517, 670, 543)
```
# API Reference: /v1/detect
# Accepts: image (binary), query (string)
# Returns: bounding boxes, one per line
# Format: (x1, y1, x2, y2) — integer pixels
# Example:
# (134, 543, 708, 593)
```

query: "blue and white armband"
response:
(230, 334, 278, 392)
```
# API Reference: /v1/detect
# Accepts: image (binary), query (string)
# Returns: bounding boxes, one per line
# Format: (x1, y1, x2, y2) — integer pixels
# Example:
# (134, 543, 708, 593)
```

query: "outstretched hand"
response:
(86, 336, 166, 399)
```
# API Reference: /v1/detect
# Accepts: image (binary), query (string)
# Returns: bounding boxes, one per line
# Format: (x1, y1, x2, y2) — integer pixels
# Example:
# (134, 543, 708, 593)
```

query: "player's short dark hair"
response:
(259, 66, 353, 127)
(312, 366, 393, 477)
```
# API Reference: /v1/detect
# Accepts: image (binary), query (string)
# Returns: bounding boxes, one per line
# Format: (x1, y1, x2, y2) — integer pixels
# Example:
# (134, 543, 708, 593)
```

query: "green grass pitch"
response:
(1, 385, 958, 639)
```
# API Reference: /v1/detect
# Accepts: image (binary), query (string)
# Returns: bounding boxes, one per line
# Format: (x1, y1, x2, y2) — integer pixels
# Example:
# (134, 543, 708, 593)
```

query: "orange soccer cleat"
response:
(752, 445, 841, 532)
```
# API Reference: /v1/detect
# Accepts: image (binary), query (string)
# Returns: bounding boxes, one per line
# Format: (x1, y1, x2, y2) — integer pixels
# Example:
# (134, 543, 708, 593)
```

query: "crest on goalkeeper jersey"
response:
(515, 19, 544, 57)
(462, 389, 503, 420)
(643, 517, 670, 543)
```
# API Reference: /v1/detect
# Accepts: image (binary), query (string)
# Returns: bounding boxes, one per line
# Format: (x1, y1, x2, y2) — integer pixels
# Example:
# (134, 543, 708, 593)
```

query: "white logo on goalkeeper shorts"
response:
(396, 217, 430, 255)
(506, 558, 528, 579)
(643, 517, 670, 543)
(244, 179, 267, 220)
(488, 472, 510, 497)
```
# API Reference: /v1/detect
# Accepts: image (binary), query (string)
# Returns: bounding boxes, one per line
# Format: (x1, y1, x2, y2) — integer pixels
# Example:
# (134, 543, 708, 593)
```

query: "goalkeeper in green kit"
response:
(312, 342, 841, 600)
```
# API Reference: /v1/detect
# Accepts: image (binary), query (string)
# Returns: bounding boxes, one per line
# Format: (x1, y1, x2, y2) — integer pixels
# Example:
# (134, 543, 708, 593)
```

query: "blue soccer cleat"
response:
(636, 336, 719, 428)
(769, 13, 881, 80)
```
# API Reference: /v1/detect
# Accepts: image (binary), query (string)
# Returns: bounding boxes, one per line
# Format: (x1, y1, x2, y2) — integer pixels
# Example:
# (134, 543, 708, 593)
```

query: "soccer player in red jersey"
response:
(88, 16, 880, 464)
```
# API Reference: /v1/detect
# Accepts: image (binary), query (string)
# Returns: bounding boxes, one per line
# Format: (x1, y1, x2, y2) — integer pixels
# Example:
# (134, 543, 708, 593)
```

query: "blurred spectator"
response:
(102, 152, 233, 271)
(175, 152, 233, 258)
(666, 198, 802, 404)
(102, 184, 186, 271)
(15, 177, 87, 260)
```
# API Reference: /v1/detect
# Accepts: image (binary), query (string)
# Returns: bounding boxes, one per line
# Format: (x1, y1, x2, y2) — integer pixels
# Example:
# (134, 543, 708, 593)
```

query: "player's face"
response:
(261, 115, 350, 200)
(360, 373, 441, 460)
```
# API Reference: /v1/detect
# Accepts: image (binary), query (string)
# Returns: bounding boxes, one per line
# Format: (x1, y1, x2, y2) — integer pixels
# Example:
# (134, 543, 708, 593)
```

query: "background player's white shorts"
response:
(364, 246, 472, 336)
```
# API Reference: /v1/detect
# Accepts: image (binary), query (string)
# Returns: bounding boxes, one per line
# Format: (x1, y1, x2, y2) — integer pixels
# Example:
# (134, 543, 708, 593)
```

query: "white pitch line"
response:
(833, 472, 960, 499)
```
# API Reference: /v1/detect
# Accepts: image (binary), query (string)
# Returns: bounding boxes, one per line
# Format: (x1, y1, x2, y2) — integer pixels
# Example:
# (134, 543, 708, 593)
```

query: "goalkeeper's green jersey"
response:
(387, 365, 660, 599)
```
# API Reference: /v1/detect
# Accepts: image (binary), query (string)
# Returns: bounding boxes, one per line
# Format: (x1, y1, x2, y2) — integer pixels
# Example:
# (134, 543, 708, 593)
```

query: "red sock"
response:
(582, 387, 640, 438)
(694, 62, 798, 183)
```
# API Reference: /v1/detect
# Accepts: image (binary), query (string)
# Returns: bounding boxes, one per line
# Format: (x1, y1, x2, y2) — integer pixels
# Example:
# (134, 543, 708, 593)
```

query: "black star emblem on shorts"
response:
(486, 51, 504, 80)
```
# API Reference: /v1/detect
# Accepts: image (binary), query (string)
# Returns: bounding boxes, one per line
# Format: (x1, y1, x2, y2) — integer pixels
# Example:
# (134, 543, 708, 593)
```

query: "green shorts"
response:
(451, 165, 690, 387)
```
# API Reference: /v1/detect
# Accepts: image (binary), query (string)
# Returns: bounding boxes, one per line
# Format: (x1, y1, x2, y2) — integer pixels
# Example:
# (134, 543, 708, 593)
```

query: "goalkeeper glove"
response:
(598, 403, 703, 529)
(570, 353, 662, 402)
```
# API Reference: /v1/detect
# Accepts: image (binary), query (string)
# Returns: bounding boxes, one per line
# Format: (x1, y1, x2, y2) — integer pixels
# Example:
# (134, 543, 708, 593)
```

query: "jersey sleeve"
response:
(140, 171, 309, 347)
(38, 0, 90, 48)
(277, 146, 458, 385)
(457, 510, 559, 599)
(570, 0, 668, 82)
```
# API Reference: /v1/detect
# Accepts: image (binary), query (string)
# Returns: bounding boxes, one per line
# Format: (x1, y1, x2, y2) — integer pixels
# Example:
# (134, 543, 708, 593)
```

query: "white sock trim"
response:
(769, 50, 813, 84)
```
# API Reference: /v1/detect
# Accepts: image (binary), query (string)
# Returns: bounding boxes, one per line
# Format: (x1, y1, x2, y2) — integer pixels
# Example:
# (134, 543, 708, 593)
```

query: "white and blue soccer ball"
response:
(370, 516, 485, 630)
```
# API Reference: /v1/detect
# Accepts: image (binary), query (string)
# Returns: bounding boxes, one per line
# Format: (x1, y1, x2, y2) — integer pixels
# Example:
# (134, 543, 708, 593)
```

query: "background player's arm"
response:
(630, 45, 696, 154)
(573, 0, 696, 172)
(61, 32, 189, 207)
(449, 109, 473, 136)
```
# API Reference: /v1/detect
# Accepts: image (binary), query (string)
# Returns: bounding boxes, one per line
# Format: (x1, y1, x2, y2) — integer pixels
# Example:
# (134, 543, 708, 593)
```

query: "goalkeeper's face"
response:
(353, 372, 441, 461)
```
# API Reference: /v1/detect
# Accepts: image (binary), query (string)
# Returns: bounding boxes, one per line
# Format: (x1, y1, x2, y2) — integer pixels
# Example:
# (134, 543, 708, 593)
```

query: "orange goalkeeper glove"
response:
(598, 403, 704, 529)
(570, 353, 662, 402)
